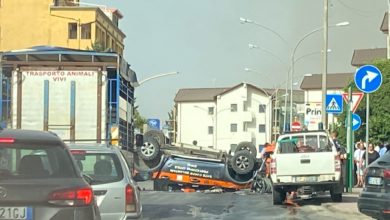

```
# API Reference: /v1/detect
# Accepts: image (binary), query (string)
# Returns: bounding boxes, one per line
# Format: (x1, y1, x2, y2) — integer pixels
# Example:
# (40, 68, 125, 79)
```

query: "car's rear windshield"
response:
(277, 135, 332, 153)
(0, 144, 77, 180)
(72, 152, 124, 185)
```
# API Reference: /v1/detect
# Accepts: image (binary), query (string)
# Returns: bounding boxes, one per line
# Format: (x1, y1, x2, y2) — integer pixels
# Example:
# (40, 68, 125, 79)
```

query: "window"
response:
(259, 104, 266, 113)
(208, 126, 213, 135)
(0, 145, 77, 180)
(68, 23, 77, 39)
(81, 23, 91, 39)
(231, 104, 237, 112)
(72, 153, 123, 184)
(230, 123, 237, 132)
(258, 124, 266, 133)
(208, 107, 214, 115)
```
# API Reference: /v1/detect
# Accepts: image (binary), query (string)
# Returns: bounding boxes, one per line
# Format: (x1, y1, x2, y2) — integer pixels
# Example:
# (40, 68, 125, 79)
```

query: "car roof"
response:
(67, 143, 119, 153)
(0, 128, 63, 144)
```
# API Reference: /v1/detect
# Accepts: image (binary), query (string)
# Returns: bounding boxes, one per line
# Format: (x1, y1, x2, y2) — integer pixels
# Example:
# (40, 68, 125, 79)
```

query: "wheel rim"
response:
(141, 142, 155, 156)
(236, 155, 250, 170)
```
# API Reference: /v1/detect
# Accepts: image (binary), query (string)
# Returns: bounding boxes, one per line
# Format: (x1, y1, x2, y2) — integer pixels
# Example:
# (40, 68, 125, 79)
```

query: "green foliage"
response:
(133, 106, 146, 132)
(335, 59, 390, 146)
(86, 42, 105, 52)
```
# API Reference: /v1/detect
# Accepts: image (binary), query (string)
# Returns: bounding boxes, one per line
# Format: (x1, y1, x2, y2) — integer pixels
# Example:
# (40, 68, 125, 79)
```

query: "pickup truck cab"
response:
(270, 130, 343, 205)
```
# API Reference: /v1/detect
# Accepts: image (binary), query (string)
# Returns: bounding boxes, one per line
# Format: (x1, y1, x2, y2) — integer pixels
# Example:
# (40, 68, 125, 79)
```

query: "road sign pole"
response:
(347, 86, 353, 193)
(365, 94, 370, 169)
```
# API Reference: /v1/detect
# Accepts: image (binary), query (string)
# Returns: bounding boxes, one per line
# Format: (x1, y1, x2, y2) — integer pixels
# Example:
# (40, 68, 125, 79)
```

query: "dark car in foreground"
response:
(358, 151, 390, 220)
(0, 129, 100, 220)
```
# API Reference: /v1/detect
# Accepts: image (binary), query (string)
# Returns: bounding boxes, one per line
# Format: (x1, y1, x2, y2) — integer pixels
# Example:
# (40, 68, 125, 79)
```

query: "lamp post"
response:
(246, 47, 329, 133)
(289, 21, 349, 126)
(240, 17, 290, 48)
(136, 71, 179, 87)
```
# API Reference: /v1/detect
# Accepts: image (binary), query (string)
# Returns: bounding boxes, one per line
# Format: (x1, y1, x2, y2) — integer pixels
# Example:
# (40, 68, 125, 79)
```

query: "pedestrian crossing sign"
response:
(325, 94, 343, 114)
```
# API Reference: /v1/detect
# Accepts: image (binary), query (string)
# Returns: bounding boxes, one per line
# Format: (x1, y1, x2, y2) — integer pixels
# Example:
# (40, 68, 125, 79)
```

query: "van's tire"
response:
(144, 130, 165, 146)
(330, 191, 342, 202)
(230, 150, 255, 175)
(138, 137, 160, 161)
(272, 187, 286, 205)
(236, 142, 257, 158)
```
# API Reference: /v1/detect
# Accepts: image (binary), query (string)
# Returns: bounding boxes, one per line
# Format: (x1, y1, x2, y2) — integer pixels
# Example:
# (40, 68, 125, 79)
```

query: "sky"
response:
(85, 0, 387, 123)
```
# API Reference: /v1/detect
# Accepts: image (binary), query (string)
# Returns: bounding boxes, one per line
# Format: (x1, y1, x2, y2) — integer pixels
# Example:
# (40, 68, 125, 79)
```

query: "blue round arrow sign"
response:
(355, 65, 382, 93)
(352, 113, 362, 131)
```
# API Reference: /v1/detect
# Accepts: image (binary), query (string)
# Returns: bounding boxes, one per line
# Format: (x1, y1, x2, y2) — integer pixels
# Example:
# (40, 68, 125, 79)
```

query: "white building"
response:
(174, 83, 274, 153)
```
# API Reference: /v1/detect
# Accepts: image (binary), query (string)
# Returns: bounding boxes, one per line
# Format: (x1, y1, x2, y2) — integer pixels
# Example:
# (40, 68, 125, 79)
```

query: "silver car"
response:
(69, 144, 142, 219)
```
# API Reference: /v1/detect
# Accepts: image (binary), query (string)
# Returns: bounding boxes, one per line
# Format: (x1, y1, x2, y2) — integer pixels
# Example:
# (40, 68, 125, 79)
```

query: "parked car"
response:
(69, 144, 142, 219)
(358, 151, 390, 220)
(0, 129, 100, 220)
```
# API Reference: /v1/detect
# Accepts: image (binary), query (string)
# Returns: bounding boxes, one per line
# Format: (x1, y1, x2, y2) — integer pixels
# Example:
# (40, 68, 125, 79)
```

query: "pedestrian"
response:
(362, 143, 380, 166)
(354, 142, 365, 187)
(379, 142, 387, 157)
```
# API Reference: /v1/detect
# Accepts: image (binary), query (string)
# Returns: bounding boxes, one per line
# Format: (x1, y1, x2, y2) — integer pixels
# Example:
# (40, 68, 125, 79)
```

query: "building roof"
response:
(381, 12, 388, 34)
(174, 88, 229, 102)
(174, 83, 304, 103)
(300, 73, 354, 90)
(217, 83, 269, 97)
(351, 48, 387, 67)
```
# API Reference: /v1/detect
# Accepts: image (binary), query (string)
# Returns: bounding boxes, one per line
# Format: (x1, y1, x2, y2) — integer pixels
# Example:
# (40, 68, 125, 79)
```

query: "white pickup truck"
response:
(270, 130, 343, 205)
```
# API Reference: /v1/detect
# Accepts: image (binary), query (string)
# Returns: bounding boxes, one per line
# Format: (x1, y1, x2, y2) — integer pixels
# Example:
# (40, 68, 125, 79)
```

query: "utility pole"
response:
(322, 0, 329, 130)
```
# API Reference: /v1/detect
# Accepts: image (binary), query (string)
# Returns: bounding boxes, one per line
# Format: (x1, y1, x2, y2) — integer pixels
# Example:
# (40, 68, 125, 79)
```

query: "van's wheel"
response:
(138, 137, 160, 161)
(272, 187, 286, 205)
(236, 142, 257, 158)
(144, 130, 165, 146)
(230, 150, 254, 175)
(330, 191, 342, 202)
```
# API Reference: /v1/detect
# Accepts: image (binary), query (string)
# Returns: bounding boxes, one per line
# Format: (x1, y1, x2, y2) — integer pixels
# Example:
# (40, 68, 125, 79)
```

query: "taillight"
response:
(270, 158, 276, 174)
(334, 156, 341, 172)
(125, 184, 136, 212)
(384, 170, 390, 179)
(0, 138, 14, 143)
(48, 188, 93, 206)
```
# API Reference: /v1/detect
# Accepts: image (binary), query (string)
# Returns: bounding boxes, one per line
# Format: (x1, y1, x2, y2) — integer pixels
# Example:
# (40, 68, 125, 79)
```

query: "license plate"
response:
(368, 177, 382, 185)
(0, 207, 32, 220)
(295, 176, 318, 182)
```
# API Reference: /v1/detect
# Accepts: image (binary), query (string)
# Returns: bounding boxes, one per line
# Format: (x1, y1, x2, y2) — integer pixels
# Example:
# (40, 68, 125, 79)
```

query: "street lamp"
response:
(289, 21, 349, 126)
(240, 17, 290, 48)
(246, 46, 331, 132)
(135, 71, 179, 87)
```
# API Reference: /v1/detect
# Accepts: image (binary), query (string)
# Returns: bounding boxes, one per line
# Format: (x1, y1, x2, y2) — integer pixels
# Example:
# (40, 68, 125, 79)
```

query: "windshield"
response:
(277, 134, 332, 153)
(0, 144, 77, 180)
(72, 152, 124, 184)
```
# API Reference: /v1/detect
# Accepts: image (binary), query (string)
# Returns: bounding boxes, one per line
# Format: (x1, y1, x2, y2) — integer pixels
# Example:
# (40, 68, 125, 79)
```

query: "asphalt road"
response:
(139, 191, 372, 220)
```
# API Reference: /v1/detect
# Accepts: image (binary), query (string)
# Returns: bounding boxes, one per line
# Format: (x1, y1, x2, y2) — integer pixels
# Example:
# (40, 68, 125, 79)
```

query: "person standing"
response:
(379, 142, 388, 157)
(362, 143, 380, 166)
(354, 142, 365, 187)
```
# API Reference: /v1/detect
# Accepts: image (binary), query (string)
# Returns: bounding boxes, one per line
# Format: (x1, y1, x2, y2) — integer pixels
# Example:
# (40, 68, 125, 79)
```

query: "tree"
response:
(133, 106, 147, 132)
(335, 59, 390, 146)
(86, 42, 104, 52)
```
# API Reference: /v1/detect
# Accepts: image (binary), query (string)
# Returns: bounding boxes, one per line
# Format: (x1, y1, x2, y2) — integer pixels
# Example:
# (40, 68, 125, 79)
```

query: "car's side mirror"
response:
(135, 134, 144, 147)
